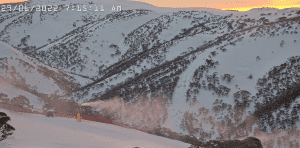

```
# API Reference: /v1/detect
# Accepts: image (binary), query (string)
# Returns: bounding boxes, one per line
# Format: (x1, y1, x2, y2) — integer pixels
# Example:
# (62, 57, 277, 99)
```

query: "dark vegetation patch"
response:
(253, 56, 300, 131)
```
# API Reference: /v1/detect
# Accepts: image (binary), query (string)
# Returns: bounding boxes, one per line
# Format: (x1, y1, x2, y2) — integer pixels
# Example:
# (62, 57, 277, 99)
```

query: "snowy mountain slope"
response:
(0, 108, 191, 148)
(73, 8, 300, 146)
(77, 10, 300, 99)
(0, 41, 78, 110)
(1, 0, 300, 147)
(177, 29, 300, 131)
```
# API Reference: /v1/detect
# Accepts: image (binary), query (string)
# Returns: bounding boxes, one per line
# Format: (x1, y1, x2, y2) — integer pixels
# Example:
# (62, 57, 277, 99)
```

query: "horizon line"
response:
(0, 0, 299, 12)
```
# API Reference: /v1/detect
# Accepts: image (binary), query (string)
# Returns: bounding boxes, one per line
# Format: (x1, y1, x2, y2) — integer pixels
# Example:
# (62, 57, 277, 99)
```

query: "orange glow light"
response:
(1, 1, 299, 12)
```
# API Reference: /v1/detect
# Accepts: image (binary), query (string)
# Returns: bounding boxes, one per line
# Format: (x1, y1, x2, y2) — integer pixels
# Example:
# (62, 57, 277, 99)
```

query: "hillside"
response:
(0, 41, 79, 112)
(1, 0, 300, 147)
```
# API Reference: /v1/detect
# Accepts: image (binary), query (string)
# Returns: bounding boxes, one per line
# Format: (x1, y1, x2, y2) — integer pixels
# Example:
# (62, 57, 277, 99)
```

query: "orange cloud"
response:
(144, 0, 300, 11)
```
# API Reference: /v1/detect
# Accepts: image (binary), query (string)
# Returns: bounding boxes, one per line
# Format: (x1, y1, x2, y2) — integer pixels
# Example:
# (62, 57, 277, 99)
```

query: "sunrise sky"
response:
(0, 0, 300, 11)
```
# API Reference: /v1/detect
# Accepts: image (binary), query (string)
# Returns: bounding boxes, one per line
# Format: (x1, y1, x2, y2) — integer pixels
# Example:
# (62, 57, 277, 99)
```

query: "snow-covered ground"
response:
(0, 108, 190, 148)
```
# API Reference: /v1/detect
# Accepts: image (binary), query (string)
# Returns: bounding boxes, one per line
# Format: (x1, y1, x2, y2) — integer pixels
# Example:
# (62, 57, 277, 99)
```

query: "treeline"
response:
(253, 82, 300, 118)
